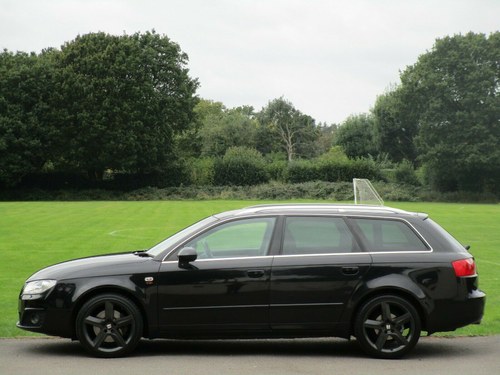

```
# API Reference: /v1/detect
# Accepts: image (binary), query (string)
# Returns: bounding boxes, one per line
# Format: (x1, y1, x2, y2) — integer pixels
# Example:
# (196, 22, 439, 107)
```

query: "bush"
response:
(248, 181, 353, 200)
(2, 181, 496, 202)
(417, 190, 498, 203)
(286, 157, 380, 184)
(286, 160, 320, 183)
(108, 163, 188, 190)
(372, 182, 423, 202)
(422, 162, 458, 192)
(17, 172, 96, 190)
(14, 162, 189, 191)
(265, 160, 288, 181)
(214, 147, 269, 186)
(394, 160, 420, 186)
(186, 157, 215, 186)
(318, 158, 380, 182)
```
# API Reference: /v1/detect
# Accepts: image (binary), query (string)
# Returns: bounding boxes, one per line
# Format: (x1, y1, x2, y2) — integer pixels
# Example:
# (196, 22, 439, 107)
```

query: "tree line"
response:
(1, 31, 498, 194)
(342, 32, 499, 193)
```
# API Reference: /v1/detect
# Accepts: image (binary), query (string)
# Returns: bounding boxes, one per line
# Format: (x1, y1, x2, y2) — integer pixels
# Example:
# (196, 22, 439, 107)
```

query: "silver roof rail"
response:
(241, 203, 411, 215)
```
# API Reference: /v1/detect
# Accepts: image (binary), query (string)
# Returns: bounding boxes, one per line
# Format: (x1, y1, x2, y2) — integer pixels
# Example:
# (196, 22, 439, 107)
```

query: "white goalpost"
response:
(353, 178, 384, 206)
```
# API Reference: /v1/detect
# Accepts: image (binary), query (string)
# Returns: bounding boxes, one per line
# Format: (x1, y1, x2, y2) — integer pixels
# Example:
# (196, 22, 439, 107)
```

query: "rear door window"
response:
(351, 218, 429, 252)
(282, 216, 358, 255)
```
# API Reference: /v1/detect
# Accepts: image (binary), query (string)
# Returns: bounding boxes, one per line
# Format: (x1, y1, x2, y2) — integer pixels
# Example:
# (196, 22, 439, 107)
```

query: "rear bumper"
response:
(426, 289, 486, 333)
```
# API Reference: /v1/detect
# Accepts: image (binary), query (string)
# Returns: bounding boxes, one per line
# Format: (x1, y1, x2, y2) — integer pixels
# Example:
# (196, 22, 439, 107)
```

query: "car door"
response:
(157, 216, 277, 335)
(270, 215, 372, 330)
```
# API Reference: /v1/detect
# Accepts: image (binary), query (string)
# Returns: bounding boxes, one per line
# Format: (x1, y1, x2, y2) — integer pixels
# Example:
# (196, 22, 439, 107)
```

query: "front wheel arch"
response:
(75, 293, 144, 357)
(72, 287, 149, 339)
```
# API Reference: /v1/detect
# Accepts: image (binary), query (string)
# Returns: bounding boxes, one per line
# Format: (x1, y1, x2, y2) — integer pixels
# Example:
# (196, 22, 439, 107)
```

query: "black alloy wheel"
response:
(76, 294, 143, 358)
(355, 295, 421, 359)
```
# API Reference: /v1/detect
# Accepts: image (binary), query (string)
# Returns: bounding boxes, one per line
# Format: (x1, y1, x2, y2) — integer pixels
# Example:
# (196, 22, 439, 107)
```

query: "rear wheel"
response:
(76, 294, 143, 358)
(354, 295, 421, 359)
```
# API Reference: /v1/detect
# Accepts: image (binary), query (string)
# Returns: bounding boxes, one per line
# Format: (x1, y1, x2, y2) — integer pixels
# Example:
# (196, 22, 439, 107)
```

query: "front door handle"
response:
(342, 266, 359, 275)
(247, 270, 265, 278)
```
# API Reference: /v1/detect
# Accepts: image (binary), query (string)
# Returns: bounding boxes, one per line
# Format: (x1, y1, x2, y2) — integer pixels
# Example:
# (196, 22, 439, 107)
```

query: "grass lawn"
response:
(0, 200, 498, 338)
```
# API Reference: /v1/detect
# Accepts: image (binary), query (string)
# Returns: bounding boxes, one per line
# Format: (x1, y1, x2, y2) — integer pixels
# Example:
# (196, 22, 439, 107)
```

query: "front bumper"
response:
(17, 284, 76, 338)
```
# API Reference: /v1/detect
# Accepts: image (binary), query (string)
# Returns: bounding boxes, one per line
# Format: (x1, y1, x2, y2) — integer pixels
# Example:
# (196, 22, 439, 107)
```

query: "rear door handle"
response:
(247, 270, 265, 278)
(342, 266, 359, 275)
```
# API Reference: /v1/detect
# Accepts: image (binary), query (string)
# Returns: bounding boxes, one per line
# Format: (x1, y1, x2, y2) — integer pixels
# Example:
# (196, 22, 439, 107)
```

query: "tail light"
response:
(452, 258, 476, 277)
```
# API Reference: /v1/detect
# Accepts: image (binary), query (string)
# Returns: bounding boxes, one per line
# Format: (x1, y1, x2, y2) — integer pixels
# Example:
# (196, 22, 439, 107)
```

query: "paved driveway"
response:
(1, 336, 498, 375)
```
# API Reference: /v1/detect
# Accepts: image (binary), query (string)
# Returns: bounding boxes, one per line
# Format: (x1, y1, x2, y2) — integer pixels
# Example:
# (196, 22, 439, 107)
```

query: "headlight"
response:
(23, 280, 57, 295)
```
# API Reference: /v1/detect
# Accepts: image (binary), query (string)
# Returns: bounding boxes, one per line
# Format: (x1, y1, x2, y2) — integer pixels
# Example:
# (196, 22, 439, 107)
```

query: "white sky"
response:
(1, 0, 498, 124)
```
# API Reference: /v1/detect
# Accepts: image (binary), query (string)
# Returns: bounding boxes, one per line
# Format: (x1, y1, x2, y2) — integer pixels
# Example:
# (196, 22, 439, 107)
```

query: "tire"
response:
(354, 295, 421, 359)
(75, 293, 143, 358)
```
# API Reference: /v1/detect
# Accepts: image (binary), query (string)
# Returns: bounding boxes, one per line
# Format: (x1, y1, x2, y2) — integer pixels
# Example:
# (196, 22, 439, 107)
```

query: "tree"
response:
(315, 122, 338, 155)
(399, 32, 500, 192)
(372, 88, 418, 163)
(257, 97, 318, 161)
(196, 100, 258, 157)
(55, 31, 199, 180)
(335, 113, 377, 158)
(0, 49, 60, 186)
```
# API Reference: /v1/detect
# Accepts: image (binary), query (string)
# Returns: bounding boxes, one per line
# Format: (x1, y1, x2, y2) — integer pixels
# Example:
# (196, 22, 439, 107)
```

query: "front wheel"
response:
(76, 293, 143, 358)
(354, 295, 421, 359)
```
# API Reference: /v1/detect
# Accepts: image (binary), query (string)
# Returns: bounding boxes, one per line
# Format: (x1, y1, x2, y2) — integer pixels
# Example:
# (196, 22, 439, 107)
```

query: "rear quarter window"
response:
(351, 217, 430, 252)
(419, 218, 469, 254)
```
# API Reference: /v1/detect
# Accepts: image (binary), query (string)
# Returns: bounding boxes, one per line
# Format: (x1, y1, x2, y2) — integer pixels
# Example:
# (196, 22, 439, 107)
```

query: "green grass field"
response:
(0, 200, 498, 338)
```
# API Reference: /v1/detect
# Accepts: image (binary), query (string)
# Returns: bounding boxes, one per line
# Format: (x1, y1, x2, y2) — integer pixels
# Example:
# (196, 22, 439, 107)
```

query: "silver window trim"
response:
(162, 249, 433, 263)
(162, 255, 272, 264)
(275, 249, 433, 258)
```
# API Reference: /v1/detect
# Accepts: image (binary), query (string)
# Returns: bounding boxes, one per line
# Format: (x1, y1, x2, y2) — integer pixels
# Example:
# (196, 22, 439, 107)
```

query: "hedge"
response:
(286, 158, 380, 183)
(213, 147, 269, 186)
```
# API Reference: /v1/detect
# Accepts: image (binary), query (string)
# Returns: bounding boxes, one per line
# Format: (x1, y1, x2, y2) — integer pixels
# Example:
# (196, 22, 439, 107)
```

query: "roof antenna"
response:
(353, 178, 384, 206)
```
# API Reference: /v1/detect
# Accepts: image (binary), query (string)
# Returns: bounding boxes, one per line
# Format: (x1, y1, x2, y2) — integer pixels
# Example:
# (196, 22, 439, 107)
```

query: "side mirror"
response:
(178, 247, 198, 266)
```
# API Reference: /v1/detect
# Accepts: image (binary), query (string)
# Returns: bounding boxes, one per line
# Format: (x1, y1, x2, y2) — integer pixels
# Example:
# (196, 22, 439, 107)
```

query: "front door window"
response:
(185, 217, 276, 259)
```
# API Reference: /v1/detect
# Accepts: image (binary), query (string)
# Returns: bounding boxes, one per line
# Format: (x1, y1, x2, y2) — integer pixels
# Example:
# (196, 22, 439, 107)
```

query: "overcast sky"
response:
(1, 0, 498, 124)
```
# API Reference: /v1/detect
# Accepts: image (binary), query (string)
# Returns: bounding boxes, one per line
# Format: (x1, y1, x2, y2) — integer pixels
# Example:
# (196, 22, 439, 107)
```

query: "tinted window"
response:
(352, 218, 429, 252)
(185, 217, 276, 258)
(425, 218, 468, 253)
(282, 216, 357, 255)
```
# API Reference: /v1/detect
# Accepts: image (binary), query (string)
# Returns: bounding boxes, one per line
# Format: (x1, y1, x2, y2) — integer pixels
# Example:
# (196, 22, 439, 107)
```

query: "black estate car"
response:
(18, 204, 485, 358)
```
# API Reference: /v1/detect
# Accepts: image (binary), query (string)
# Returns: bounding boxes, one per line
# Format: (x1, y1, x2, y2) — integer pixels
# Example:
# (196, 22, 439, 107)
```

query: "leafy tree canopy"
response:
(0, 49, 60, 186)
(372, 87, 418, 163)
(257, 97, 318, 161)
(195, 100, 258, 157)
(55, 31, 199, 179)
(400, 32, 500, 192)
(335, 113, 377, 159)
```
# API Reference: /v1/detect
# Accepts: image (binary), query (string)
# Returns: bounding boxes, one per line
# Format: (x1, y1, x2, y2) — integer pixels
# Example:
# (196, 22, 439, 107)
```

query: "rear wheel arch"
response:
(350, 288, 427, 333)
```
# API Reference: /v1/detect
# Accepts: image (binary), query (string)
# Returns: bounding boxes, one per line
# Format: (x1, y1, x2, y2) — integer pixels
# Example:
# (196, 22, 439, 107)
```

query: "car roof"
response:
(213, 204, 428, 220)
